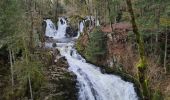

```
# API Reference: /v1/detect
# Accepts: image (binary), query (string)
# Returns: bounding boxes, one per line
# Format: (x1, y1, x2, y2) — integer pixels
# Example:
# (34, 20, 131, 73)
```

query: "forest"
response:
(0, 0, 170, 100)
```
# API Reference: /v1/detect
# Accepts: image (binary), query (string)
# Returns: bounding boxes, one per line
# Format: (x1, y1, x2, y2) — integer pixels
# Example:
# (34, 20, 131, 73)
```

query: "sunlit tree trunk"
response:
(28, 75, 33, 100)
(12, 50, 15, 63)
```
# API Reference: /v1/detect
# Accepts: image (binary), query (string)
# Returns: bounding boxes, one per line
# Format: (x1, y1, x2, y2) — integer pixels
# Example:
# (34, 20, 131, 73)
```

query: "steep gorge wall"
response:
(76, 22, 137, 74)
(76, 22, 170, 99)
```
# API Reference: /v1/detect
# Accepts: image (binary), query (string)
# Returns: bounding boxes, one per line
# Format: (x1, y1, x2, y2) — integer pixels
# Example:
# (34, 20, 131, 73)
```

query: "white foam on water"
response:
(45, 18, 138, 100)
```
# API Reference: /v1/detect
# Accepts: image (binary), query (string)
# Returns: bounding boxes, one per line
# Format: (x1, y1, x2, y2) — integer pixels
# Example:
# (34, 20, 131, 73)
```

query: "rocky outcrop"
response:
(66, 26, 78, 37)
(76, 22, 137, 74)
(105, 30, 138, 75)
(39, 48, 78, 100)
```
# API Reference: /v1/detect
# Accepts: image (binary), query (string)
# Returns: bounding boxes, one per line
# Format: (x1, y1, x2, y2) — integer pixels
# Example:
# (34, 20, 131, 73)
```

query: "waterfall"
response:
(45, 18, 138, 100)
(45, 17, 68, 39)
(79, 21, 84, 33)
(55, 17, 68, 38)
(44, 19, 57, 38)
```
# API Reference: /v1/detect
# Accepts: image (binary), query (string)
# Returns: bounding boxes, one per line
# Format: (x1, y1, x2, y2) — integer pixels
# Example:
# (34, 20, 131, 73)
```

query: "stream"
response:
(44, 17, 138, 100)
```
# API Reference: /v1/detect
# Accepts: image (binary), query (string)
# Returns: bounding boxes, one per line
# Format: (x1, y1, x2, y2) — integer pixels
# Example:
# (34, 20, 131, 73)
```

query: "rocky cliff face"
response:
(76, 22, 137, 74)
(105, 30, 138, 75)
(76, 22, 170, 99)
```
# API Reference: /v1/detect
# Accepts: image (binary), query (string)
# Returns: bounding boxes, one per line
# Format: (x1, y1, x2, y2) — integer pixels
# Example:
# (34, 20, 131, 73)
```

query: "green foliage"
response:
(107, 0, 121, 21)
(69, 15, 84, 29)
(160, 17, 170, 27)
(0, 0, 23, 43)
(85, 27, 106, 62)
(3, 53, 45, 99)
(76, 40, 85, 54)
(134, 0, 170, 31)
(152, 90, 164, 100)
(13, 56, 45, 99)
(0, 0, 47, 99)
(64, 0, 70, 5)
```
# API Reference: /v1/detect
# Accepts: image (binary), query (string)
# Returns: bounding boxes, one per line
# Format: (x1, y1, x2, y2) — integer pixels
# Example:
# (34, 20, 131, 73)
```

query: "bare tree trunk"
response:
(95, 8, 98, 26)
(125, 0, 149, 99)
(28, 75, 33, 100)
(155, 5, 160, 54)
(29, 0, 34, 53)
(12, 50, 15, 63)
(55, 0, 58, 21)
(9, 49, 14, 93)
(164, 32, 168, 73)
(151, 33, 153, 51)
(22, 27, 33, 99)
(107, 0, 113, 32)
(156, 6, 160, 43)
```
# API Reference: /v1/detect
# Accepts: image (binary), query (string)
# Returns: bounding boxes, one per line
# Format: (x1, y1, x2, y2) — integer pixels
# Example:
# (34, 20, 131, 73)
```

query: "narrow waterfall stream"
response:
(44, 17, 138, 100)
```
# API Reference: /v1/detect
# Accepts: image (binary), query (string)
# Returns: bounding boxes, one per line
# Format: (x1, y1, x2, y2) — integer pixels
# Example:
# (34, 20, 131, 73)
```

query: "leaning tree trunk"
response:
(125, 0, 149, 99)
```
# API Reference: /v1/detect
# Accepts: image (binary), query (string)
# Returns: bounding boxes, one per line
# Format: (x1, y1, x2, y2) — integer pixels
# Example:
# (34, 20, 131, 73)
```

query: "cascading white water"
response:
(45, 18, 138, 100)
(55, 17, 68, 38)
(79, 21, 84, 33)
(45, 19, 57, 38)
(45, 17, 68, 39)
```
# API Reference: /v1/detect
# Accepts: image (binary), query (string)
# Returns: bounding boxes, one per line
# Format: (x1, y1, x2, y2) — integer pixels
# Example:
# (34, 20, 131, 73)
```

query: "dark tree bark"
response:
(107, 0, 113, 32)
(28, 0, 34, 53)
(9, 49, 14, 95)
(164, 31, 168, 73)
(125, 0, 149, 99)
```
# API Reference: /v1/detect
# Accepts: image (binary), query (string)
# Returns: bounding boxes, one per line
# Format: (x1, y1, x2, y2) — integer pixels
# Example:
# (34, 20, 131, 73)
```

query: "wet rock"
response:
(52, 43, 57, 47)
(66, 26, 73, 37)
(72, 29, 78, 37)
(66, 26, 78, 37)
(40, 52, 78, 100)
(60, 19, 64, 24)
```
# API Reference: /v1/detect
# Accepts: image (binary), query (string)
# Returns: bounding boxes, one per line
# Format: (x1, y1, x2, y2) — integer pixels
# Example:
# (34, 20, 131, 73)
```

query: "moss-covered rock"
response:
(68, 15, 84, 29)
